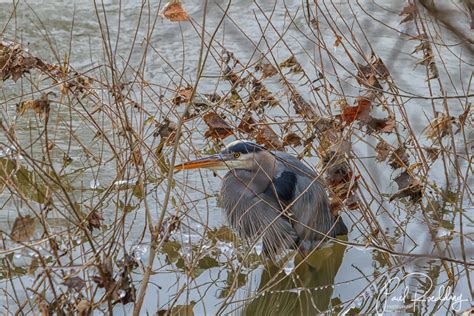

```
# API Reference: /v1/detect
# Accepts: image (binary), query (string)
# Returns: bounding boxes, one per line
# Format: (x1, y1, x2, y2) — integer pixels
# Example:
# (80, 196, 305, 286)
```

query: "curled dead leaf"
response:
(279, 55, 302, 73)
(237, 113, 257, 134)
(400, 3, 417, 24)
(173, 86, 193, 105)
(283, 133, 302, 146)
(388, 146, 409, 169)
(16, 92, 53, 118)
(291, 92, 316, 120)
(255, 61, 278, 79)
(366, 116, 396, 134)
(203, 112, 233, 139)
(255, 123, 283, 150)
(87, 209, 103, 232)
(160, 0, 189, 22)
(154, 118, 177, 143)
(425, 112, 456, 140)
(423, 146, 440, 161)
(390, 171, 423, 202)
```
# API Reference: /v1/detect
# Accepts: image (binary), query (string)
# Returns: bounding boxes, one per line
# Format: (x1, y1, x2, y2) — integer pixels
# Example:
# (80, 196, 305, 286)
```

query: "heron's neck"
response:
(233, 151, 276, 194)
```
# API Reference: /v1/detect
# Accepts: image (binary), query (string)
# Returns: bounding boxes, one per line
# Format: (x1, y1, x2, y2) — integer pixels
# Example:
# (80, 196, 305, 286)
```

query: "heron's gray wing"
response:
(221, 172, 298, 255)
(271, 151, 316, 177)
(270, 151, 336, 250)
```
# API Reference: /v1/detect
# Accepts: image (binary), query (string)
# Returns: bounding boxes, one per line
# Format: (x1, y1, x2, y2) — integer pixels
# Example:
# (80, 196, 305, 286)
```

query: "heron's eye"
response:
(233, 152, 241, 159)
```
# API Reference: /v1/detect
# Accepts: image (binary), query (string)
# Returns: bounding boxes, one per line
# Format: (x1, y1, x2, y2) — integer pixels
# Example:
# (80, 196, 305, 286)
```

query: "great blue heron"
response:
(176, 140, 347, 255)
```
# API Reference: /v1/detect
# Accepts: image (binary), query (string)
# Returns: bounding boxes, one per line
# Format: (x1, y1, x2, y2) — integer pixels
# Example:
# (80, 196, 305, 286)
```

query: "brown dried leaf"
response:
(367, 116, 396, 134)
(423, 146, 440, 161)
(388, 146, 409, 169)
(256, 61, 278, 79)
(390, 171, 423, 202)
(291, 92, 316, 120)
(237, 113, 257, 134)
(11, 215, 36, 242)
(334, 35, 342, 47)
(399, 3, 417, 24)
(279, 55, 302, 73)
(283, 133, 302, 146)
(160, 1, 189, 22)
(77, 300, 91, 316)
(255, 124, 283, 150)
(154, 118, 177, 143)
(425, 112, 454, 140)
(203, 112, 233, 139)
(16, 93, 51, 117)
(131, 147, 144, 167)
(63, 276, 86, 292)
(249, 80, 279, 108)
(375, 140, 391, 162)
(173, 86, 193, 105)
(87, 210, 103, 231)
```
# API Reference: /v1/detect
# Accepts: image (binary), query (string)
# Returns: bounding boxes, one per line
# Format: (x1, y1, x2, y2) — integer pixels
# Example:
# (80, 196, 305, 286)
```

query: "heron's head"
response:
(175, 140, 266, 171)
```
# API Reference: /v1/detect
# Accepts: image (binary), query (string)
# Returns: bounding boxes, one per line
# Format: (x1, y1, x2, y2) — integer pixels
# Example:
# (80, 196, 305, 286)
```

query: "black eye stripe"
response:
(223, 141, 265, 154)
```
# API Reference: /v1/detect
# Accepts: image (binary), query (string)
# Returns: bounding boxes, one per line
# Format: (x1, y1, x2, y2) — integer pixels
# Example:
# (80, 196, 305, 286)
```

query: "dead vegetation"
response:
(0, 0, 472, 315)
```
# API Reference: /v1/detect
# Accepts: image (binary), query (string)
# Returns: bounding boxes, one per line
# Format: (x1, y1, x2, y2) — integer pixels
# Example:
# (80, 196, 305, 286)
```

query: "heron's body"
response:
(176, 140, 347, 255)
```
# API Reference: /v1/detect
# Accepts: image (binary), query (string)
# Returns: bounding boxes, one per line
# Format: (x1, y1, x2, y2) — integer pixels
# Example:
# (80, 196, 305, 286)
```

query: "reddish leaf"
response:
(339, 98, 371, 123)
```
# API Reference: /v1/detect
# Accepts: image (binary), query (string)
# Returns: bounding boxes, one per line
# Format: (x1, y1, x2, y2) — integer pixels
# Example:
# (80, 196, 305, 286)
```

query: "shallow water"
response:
(0, 0, 472, 314)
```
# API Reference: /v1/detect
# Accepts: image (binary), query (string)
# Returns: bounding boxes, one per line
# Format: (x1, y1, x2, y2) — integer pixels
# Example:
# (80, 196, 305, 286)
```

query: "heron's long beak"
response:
(175, 154, 225, 170)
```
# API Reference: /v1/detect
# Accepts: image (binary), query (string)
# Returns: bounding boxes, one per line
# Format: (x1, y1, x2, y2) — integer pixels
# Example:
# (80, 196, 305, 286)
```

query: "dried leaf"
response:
(77, 300, 91, 316)
(255, 124, 283, 150)
(367, 116, 396, 133)
(338, 98, 371, 124)
(390, 171, 423, 202)
(334, 35, 342, 47)
(388, 146, 409, 169)
(423, 146, 440, 161)
(87, 210, 103, 231)
(279, 55, 302, 73)
(256, 61, 278, 79)
(375, 140, 391, 162)
(173, 86, 193, 105)
(131, 147, 144, 167)
(11, 215, 36, 242)
(283, 133, 302, 146)
(425, 112, 455, 140)
(154, 118, 177, 143)
(160, 1, 189, 22)
(237, 113, 257, 134)
(399, 3, 417, 24)
(16, 93, 52, 118)
(203, 112, 233, 139)
(249, 79, 279, 108)
(63, 276, 86, 292)
(291, 92, 316, 120)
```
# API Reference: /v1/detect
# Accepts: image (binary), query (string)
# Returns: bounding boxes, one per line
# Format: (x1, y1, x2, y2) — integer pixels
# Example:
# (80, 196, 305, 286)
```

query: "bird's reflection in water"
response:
(242, 236, 347, 315)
